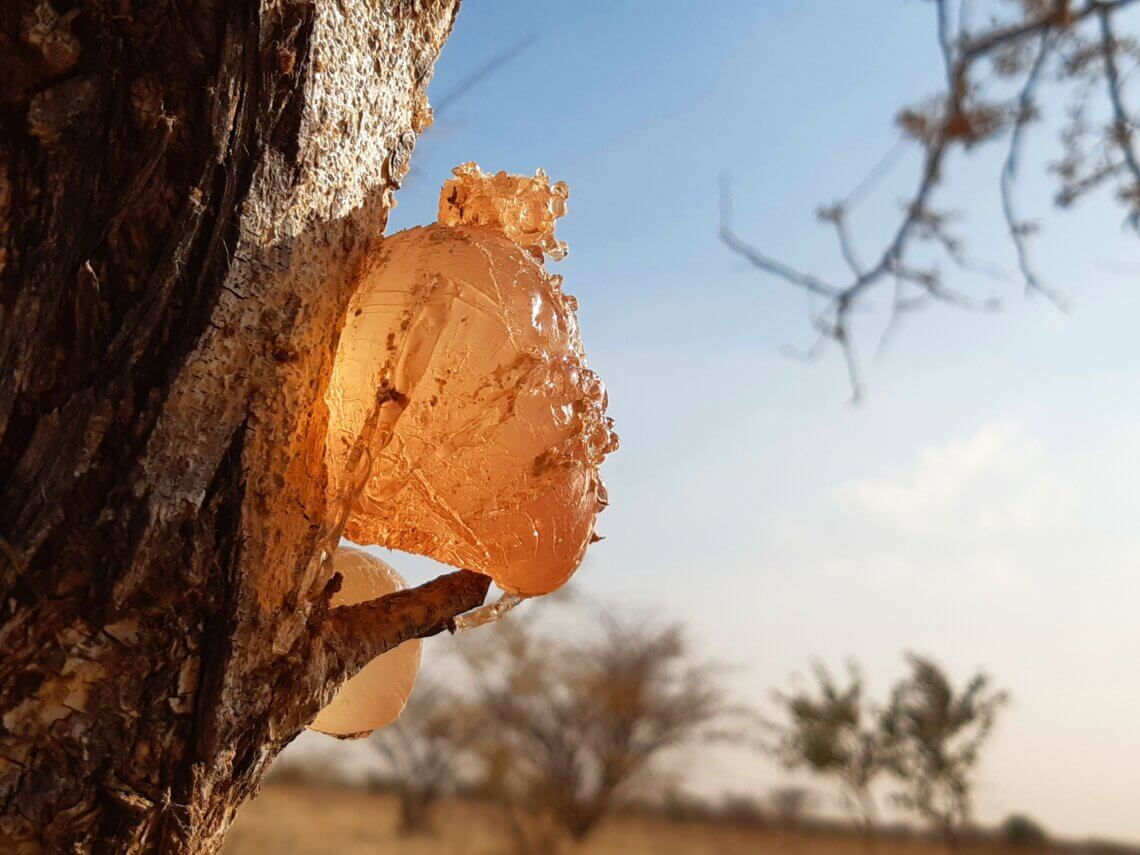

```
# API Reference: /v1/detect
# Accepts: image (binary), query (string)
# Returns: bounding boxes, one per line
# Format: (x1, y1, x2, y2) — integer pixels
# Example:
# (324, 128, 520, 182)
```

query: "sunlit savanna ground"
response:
(223, 785, 1052, 855)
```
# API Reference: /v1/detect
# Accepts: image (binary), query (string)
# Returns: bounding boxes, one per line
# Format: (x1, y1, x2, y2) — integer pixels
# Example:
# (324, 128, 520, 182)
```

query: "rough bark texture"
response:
(0, 0, 475, 851)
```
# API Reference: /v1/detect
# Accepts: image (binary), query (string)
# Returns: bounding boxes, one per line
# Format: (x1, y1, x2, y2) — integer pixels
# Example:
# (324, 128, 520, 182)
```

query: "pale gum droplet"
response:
(325, 164, 617, 596)
(308, 547, 421, 737)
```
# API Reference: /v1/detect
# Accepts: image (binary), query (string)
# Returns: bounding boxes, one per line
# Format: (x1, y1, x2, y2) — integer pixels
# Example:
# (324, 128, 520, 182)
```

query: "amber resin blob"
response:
(309, 547, 421, 737)
(326, 163, 617, 595)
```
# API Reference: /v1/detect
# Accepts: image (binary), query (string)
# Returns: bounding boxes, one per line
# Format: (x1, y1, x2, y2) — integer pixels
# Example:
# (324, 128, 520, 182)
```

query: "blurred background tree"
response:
(1002, 813, 1052, 847)
(770, 661, 887, 833)
(768, 786, 817, 829)
(460, 598, 742, 851)
(369, 679, 485, 835)
(881, 655, 1009, 845)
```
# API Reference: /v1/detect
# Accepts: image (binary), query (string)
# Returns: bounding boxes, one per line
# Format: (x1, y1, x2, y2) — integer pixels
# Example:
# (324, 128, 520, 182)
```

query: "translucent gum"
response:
(325, 165, 616, 596)
(309, 547, 421, 737)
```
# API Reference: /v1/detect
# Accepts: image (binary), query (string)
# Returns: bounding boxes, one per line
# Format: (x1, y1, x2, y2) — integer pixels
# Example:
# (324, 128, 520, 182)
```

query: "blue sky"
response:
(306, 1, 1140, 839)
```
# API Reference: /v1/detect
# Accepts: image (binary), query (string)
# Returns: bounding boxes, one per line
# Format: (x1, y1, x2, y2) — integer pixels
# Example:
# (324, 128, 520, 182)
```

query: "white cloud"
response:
(834, 421, 1074, 536)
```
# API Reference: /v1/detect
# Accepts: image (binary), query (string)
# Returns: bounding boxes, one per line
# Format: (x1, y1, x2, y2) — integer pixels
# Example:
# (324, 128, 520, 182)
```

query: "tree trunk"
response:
(397, 787, 434, 835)
(0, 1, 487, 851)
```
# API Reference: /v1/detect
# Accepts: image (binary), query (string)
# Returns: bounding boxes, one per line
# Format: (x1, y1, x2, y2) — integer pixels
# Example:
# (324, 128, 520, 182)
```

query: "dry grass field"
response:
(223, 784, 1054, 855)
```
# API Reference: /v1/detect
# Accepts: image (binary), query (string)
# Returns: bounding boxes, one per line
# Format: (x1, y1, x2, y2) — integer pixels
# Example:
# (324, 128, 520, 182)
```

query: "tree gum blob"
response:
(326, 164, 617, 595)
(309, 547, 421, 737)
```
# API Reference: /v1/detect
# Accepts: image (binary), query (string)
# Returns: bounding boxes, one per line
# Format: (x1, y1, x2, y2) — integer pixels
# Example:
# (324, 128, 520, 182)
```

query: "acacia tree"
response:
(0, 2, 493, 851)
(370, 678, 484, 835)
(881, 655, 1008, 845)
(770, 661, 886, 832)
(465, 601, 734, 850)
(768, 786, 816, 828)
(723, 0, 1140, 399)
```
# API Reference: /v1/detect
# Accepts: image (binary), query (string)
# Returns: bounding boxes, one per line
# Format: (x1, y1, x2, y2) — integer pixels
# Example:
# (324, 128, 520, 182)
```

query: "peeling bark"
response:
(0, 0, 471, 851)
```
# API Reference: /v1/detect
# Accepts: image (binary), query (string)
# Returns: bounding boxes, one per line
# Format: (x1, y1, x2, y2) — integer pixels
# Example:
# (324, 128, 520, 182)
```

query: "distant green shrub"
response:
(1001, 813, 1048, 847)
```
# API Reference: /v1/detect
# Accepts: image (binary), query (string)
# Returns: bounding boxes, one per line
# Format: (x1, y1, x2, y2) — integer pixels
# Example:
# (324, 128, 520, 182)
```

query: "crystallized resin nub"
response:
(326, 164, 617, 595)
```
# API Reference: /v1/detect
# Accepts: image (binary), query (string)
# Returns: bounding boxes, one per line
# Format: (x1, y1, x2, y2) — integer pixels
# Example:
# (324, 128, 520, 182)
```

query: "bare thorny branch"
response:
(721, 0, 1140, 400)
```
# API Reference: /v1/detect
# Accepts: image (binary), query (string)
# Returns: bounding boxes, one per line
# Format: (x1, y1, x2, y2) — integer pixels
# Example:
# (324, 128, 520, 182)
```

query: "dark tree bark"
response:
(0, 1, 485, 851)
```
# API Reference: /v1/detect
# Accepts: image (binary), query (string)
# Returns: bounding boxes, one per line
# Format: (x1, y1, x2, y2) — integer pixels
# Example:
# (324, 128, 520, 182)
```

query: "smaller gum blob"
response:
(308, 547, 421, 737)
(326, 163, 617, 595)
